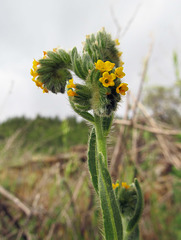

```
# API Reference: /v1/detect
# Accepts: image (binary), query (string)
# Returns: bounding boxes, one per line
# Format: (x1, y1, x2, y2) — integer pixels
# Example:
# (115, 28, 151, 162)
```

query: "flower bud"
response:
(36, 49, 72, 93)
(83, 29, 120, 67)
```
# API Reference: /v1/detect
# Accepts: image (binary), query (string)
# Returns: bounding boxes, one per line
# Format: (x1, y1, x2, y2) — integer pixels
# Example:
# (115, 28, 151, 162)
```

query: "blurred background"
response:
(0, 0, 181, 239)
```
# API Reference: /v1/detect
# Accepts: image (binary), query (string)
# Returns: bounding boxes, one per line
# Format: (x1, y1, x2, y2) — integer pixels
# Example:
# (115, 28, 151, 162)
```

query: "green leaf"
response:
(98, 153, 123, 240)
(126, 179, 144, 233)
(58, 49, 71, 66)
(71, 47, 87, 79)
(47, 51, 65, 65)
(70, 100, 94, 123)
(125, 225, 139, 240)
(82, 53, 94, 74)
(88, 128, 98, 193)
(73, 102, 91, 112)
(171, 166, 181, 178)
(75, 84, 92, 99)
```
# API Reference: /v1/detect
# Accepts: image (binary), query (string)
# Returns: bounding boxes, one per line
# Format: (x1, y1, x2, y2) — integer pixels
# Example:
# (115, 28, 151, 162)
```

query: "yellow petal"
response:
(99, 77, 104, 83)
(122, 182, 130, 189)
(67, 89, 77, 97)
(115, 67, 125, 78)
(67, 79, 76, 88)
(104, 61, 115, 72)
(43, 88, 48, 93)
(102, 72, 109, 78)
(118, 51, 123, 57)
(112, 182, 119, 190)
(115, 39, 120, 45)
(109, 73, 116, 81)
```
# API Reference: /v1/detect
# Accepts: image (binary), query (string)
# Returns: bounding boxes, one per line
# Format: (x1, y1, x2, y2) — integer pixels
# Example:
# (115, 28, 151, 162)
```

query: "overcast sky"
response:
(0, 0, 181, 122)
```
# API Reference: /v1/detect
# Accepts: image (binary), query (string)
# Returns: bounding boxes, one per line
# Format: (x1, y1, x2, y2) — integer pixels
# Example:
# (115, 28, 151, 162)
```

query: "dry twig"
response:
(114, 119, 181, 135)
(0, 185, 31, 216)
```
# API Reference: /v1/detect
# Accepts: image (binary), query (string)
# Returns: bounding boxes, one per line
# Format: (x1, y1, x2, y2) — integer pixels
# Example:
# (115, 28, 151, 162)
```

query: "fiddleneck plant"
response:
(30, 28, 143, 240)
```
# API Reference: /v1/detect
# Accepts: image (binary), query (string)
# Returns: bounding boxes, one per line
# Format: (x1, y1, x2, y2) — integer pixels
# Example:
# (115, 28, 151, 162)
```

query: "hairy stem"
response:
(94, 113, 108, 166)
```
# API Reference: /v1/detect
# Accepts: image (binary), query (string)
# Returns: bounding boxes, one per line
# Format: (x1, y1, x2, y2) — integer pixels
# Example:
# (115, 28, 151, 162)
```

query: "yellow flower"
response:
(30, 68, 38, 78)
(31, 58, 48, 93)
(35, 80, 43, 88)
(115, 67, 125, 78)
(118, 51, 123, 57)
(112, 183, 119, 190)
(95, 60, 115, 72)
(43, 88, 49, 93)
(43, 51, 47, 59)
(104, 61, 115, 72)
(115, 39, 120, 46)
(67, 79, 76, 89)
(67, 89, 77, 97)
(95, 60, 104, 71)
(119, 60, 124, 67)
(31, 58, 39, 81)
(116, 83, 128, 95)
(122, 182, 130, 189)
(99, 72, 116, 87)
(32, 59, 39, 70)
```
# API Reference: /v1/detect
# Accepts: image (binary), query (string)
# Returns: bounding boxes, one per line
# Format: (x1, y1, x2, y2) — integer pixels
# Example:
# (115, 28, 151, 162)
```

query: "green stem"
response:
(94, 113, 107, 166)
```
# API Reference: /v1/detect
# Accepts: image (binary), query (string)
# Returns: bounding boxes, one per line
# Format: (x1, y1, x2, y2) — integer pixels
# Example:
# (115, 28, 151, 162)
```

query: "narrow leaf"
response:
(88, 128, 98, 193)
(98, 153, 123, 240)
(126, 225, 139, 240)
(126, 179, 144, 233)
(70, 100, 94, 123)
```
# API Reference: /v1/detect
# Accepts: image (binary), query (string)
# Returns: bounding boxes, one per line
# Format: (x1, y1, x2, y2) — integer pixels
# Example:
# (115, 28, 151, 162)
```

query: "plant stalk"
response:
(94, 113, 108, 166)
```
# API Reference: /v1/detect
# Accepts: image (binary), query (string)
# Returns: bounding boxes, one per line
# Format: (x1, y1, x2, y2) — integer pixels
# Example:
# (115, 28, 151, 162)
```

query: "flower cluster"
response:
(122, 182, 130, 189)
(30, 57, 48, 93)
(67, 79, 77, 97)
(30, 31, 128, 116)
(112, 181, 130, 190)
(95, 59, 128, 96)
